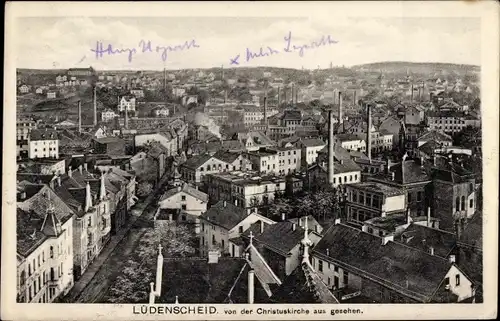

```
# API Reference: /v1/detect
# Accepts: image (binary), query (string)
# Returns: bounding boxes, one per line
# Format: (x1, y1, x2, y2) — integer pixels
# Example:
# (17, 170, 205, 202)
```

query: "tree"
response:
(453, 125, 481, 149)
(137, 181, 153, 198)
(105, 223, 197, 303)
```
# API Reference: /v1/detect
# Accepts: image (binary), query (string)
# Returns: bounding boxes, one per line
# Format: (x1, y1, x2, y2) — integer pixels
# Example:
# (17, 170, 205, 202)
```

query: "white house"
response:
(101, 109, 118, 123)
(297, 138, 326, 166)
(118, 96, 136, 112)
(28, 129, 59, 159)
(199, 200, 275, 257)
(157, 183, 208, 219)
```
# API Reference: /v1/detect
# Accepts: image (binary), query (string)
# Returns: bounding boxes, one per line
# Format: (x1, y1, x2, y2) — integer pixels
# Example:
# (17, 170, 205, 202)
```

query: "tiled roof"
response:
(17, 208, 47, 257)
(201, 201, 249, 230)
(458, 212, 482, 250)
(182, 154, 213, 170)
(159, 258, 268, 303)
(93, 137, 124, 144)
(398, 224, 457, 258)
(213, 150, 241, 164)
(418, 130, 453, 142)
(350, 182, 405, 197)
(299, 138, 325, 147)
(389, 160, 431, 185)
(243, 221, 306, 255)
(313, 223, 453, 302)
(271, 261, 339, 303)
(313, 159, 361, 174)
(246, 244, 282, 289)
(29, 129, 58, 141)
(160, 183, 209, 203)
(282, 110, 302, 121)
(17, 184, 75, 225)
(336, 133, 363, 142)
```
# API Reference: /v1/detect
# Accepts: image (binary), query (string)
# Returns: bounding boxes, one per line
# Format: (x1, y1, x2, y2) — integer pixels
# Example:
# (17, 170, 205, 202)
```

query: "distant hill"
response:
(351, 61, 480, 74)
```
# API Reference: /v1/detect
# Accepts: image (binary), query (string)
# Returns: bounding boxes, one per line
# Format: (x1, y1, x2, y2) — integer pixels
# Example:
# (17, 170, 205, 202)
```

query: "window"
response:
(238, 226, 243, 233)
(408, 193, 412, 203)
(455, 274, 460, 286)
(200, 167, 204, 172)
(212, 235, 216, 244)
(359, 192, 365, 204)
(470, 199, 474, 208)
(181, 204, 186, 210)
(334, 266, 339, 273)
(352, 192, 357, 202)
(181, 195, 186, 201)
(222, 240, 225, 248)
(318, 260, 323, 272)
(455, 197, 460, 211)
(88, 217, 92, 227)
(334, 276, 339, 289)
(202, 223, 205, 232)
(343, 272, 349, 286)
(461, 196, 466, 211)
(33, 259, 36, 271)
(50, 268, 55, 281)
(444, 277, 450, 285)
(207, 165, 211, 171)
(37, 255, 40, 267)
(417, 191, 423, 202)
(366, 194, 372, 207)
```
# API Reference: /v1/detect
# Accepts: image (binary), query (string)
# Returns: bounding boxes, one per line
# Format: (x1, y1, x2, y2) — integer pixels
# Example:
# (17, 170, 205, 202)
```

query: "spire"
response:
(249, 231, 254, 246)
(155, 244, 164, 296)
(85, 181, 93, 212)
(301, 216, 313, 263)
(175, 296, 179, 304)
(99, 172, 106, 200)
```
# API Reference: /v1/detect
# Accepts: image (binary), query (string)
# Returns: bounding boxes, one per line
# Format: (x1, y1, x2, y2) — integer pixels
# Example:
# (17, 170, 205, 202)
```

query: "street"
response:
(63, 175, 170, 303)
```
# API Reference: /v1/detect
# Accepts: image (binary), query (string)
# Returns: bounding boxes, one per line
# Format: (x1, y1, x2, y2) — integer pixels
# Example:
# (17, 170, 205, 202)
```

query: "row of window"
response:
(351, 191, 382, 209)
(26, 265, 61, 301)
(25, 243, 65, 278)
(33, 147, 57, 152)
(455, 196, 474, 211)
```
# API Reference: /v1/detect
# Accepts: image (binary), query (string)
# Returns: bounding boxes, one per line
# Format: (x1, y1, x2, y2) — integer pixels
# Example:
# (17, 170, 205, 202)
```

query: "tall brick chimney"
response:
(328, 110, 335, 186)
(366, 103, 372, 161)
(93, 86, 97, 126)
(78, 100, 82, 133)
(277, 86, 281, 106)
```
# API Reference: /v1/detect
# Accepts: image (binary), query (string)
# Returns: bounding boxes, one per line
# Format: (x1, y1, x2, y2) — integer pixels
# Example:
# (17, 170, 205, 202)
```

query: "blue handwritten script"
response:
(229, 31, 338, 65)
(90, 39, 200, 63)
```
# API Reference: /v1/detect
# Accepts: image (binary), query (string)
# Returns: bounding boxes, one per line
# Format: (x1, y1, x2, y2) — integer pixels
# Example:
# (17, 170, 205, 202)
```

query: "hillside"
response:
(351, 61, 480, 74)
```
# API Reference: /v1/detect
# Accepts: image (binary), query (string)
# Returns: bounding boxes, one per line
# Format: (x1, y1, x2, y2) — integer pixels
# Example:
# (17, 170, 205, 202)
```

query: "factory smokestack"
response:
(284, 86, 287, 105)
(328, 110, 335, 186)
(291, 83, 295, 106)
(411, 83, 414, 102)
(366, 104, 372, 161)
(78, 100, 82, 133)
(124, 106, 129, 129)
(163, 67, 167, 90)
(338, 91, 343, 133)
(295, 87, 299, 106)
(224, 90, 227, 104)
(93, 86, 97, 126)
(277, 86, 281, 106)
(353, 90, 357, 107)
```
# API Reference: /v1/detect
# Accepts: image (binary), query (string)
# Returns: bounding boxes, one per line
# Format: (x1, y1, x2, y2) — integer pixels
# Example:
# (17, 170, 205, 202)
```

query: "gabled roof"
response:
(182, 154, 214, 170)
(313, 223, 454, 302)
(160, 183, 209, 203)
(418, 130, 453, 142)
(300, 138, 325, 148)
(158, 257, 268, 303)
(243, 221, 307, 255)
(200, 200, 249, 230)
(385, 160, 431, 185)
(398, 224, 457, 258)
(271, 261, 339, 304)
(213, 150, 241, 164)
(17, 208, 47, 257)
(29, 129, 58, 141)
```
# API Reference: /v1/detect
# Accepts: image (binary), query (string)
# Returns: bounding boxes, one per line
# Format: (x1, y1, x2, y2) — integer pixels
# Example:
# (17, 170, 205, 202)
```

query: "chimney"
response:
(292, 223, 296, 231)
(406, 208, 411, 225)
(234, 199, 238, 206)
(68, 166, 72, 178)
(224, 90, 227, 104)
(386, 159, 392, 174)
(411, 83, 414, 102)
(449, 254, 456, 263)
(78, 165, 83, 174)
(353, 90, 357, 106)
(326, 248, 330, 256)
(338, 91, 343, 128)
(328, 110, 334, 186)
(78, 100, 82, 133)
(382, 234, 394, 245)
(427, 207, 431, 227)
(155, 244, 164, 296)
(85, 181, 93, 212)
(100, 172, 106, 200)
(432, 155, 437, 166)
(283, 86, 287, 104)
(334, 218, 341, 225)
(281, 213, 286, 221)
(277, 86, 281, 106)
(263, 95, 268, 135)
(260, 220, 265, 234)
(295, 87, 299, 105)
(248, 269, 255, 304)
(57, 176, 61, 187)
(420, 156, 424, 168)
(429, 246, 435, 256)
(84, 163, 88, 171)
(93, 86, 97, 126)
(223, 200, 227, 207)
(366, 104, 372, 161)
(391, 171, 395, 181)
(149, 282, 156, 304)
(291, 83, 295, 105)
(124, 106, 129, 129)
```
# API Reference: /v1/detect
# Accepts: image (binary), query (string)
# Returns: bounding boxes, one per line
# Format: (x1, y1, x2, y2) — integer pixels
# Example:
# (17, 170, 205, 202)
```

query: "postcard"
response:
(2, 1, 498, 320)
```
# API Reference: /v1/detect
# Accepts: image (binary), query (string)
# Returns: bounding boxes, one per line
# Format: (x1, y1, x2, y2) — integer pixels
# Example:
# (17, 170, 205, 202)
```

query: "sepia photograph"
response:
(3, 1, 498, 320)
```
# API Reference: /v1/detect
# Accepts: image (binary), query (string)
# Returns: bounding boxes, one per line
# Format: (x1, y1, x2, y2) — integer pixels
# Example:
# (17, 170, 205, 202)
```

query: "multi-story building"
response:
(312, 221, 477, 303)
(67, 67, 95, 77)
(130, 89, 144, 98)
(158, 183, 208, 220)
(118, 96, 136, 113)
(16, 186, 75, 303)
(295, 138, 325, 167)
(134, 132, 178, 157)
(334, 134, 366, 153)
(101, 109, 118, 122)
(17, 118, 37, 158)
(305, 158, 362, 190)
(206, 171, 286, 213)
(427, 111, 467, 135)
(54, 165, 112, 278)
(345, 182, 406, 226)
(172, 86, 186, 97)
(180, 151, 251, 184)
(199, 200, 274, 257)
(28, 129, 59, 159)
(245, 145, 301, 176)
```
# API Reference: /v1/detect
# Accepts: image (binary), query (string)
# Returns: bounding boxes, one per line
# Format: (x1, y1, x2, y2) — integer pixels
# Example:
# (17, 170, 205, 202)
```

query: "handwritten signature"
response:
(90, 39, 200, 63)
(229, 31, 338, 65)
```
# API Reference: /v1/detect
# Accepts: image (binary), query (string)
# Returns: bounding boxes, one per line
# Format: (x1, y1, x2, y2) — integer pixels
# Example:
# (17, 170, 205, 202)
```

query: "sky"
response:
(15, 17, 481, 70)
